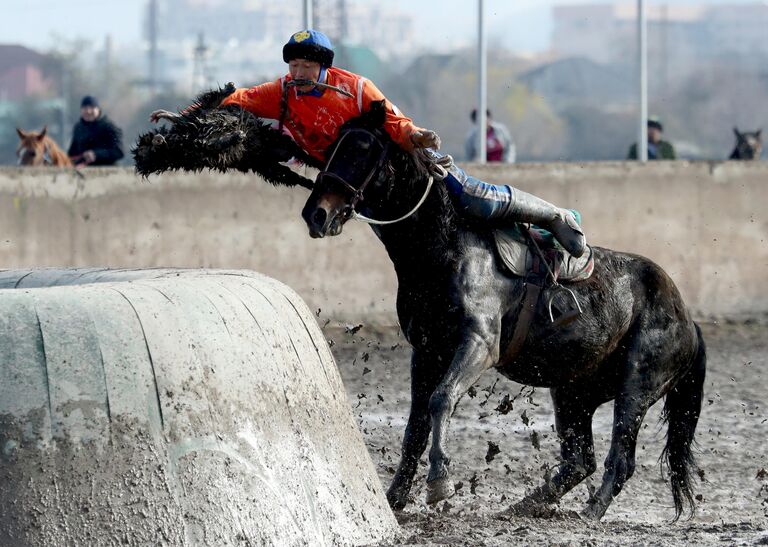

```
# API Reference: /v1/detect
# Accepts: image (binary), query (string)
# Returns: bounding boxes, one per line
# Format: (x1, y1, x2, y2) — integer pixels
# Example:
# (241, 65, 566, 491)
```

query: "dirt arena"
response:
(329, 321, 768, 546)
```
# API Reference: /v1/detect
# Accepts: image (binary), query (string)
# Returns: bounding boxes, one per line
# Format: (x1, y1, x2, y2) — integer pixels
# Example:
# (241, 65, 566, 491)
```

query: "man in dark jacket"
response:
(68, 96, 124, 166)
(627, 117, 676, 160)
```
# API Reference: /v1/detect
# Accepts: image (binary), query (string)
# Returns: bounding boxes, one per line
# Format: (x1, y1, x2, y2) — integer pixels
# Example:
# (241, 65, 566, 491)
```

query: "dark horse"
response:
(730, 127, 762, 160)
(301, 101, 706, 520)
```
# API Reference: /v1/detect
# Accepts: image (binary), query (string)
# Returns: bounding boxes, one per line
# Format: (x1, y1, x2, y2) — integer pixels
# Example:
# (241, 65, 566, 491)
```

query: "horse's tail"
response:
(660, 321, 706, 521)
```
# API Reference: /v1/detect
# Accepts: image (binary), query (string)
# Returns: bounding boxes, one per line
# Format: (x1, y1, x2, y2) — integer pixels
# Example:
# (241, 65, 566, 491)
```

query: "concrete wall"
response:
(1, 162, 766, 323)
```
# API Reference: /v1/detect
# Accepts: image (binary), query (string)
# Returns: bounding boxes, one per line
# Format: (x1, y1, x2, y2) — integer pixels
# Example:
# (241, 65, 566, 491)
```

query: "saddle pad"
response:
(493, 227, 594, 282)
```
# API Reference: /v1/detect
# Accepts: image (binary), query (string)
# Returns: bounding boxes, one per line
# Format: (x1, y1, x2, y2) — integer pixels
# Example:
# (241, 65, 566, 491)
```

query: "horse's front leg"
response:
(426, 330, 498, 504)
(387, 349, 445, 510)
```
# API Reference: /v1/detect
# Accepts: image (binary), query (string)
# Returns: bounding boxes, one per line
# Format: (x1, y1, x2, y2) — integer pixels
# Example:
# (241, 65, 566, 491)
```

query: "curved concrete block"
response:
(0, 269, 397, 546)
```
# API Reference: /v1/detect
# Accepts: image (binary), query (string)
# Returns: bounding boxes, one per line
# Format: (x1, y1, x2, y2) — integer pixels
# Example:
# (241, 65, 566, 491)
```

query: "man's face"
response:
(81, 105, 100, 122)
(647, 126, 662, 144)
(288, 59, 322, 92)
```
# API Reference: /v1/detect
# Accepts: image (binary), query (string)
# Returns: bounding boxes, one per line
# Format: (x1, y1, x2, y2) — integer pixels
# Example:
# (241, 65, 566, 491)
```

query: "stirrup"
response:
(546, 284, 583, 328)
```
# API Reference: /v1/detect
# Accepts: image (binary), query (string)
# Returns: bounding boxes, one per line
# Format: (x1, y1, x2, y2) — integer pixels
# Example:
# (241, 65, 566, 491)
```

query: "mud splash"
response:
(331, 321, 768, 546)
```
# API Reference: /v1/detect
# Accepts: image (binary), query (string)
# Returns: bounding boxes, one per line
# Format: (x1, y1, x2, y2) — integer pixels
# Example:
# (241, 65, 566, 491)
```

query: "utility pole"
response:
(638, 0, 648, 162)
(192, 32, 209, 94)
(103, 34, 113, 99)
(477, 0, 487, 164)
(148, 0, 159, 95)
(303, 0, 313, 29)
(59, 62, 69, 145)
(338, 0, 348, 43)
(660, 3, 668, 95)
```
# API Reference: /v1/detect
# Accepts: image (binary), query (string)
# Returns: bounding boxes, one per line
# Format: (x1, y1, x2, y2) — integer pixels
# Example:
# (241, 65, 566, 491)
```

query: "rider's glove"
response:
(410, 129, 441, 150)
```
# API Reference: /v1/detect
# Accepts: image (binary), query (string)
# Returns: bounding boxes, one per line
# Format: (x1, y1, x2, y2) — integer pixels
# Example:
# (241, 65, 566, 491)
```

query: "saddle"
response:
(493, 224, 594, 283)
(494, 224, 595, 361)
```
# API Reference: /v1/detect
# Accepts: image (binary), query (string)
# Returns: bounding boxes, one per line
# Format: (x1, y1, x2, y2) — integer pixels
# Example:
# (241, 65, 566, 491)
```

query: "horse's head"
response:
(16, 126, 48, 166)
(302, 101, 400, 238)
(733, 127, 763, 160)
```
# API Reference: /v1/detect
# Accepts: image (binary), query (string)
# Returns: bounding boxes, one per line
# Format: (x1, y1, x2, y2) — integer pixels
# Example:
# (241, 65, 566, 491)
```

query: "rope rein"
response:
(320, 129, 438, 226)
(346, 149, 452, 225)
(351, 175, 434, 225)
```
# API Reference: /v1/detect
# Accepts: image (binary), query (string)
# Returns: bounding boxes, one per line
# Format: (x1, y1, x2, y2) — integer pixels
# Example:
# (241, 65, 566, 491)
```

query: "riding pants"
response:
(425, 149, 587, 257)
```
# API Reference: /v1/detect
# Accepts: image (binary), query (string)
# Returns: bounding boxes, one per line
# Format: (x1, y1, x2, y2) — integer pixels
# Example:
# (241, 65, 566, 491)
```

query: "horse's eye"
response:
(359, 142, 370, 151)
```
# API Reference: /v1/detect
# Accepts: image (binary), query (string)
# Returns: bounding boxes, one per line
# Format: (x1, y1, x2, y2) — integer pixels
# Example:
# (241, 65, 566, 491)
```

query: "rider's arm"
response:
(218, 80, 283, 119)
(360, 79, 424, 151)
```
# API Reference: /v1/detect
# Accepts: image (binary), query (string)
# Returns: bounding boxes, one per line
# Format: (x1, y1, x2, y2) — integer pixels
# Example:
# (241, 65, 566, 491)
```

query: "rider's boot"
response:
(507, 188, 587, 258)
(425, 150, 587, 257)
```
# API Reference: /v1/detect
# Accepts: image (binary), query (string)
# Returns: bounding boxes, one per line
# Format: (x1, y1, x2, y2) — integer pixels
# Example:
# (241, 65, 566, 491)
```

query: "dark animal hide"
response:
(133, 83, 321, 189)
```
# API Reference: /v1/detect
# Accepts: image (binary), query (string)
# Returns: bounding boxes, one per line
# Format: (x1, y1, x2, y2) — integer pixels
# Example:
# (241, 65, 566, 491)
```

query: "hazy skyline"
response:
(0, 0, 761, 54)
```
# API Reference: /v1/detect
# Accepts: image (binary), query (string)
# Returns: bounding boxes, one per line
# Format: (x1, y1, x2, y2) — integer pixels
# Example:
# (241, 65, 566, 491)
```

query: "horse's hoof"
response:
(506, 499, 558, 519)
(580, 502, 606, 521)
(386, 491, 408, 511)
(425, 476, 455, 505)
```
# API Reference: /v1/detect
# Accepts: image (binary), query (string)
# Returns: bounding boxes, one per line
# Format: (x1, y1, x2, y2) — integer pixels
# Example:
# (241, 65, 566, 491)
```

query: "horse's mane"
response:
(41, 135, 70, 165)
(340, 101, 459, 248)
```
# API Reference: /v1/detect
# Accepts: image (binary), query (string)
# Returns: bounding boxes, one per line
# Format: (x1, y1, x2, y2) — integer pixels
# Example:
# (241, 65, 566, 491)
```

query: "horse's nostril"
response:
(312, 209, 327, 228)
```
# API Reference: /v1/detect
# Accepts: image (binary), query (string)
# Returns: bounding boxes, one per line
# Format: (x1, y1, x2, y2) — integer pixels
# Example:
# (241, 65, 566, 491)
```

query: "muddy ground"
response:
(328, 321, 768, 546)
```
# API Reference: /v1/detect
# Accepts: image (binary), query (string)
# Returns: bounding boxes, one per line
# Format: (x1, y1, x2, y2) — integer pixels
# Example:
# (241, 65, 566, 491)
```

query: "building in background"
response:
(0, 45, 55, 101)
(144, 0, 415, 92)
(552, 2, 768, 76)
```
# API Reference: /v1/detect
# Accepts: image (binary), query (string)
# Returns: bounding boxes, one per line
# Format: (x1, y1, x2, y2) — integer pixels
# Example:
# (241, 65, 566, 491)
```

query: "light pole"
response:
(303, 0, 313, 29)
(638, 0, 648, 161)
(477, 0, 487, 164)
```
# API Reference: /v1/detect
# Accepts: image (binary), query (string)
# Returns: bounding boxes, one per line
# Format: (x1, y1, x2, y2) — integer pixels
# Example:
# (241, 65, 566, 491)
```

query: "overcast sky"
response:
(0, 0, 760, 53)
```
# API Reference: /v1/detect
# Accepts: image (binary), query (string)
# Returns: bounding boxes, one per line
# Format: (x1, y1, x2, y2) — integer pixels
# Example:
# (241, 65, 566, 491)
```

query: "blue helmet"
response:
(282, 30, 334, 67)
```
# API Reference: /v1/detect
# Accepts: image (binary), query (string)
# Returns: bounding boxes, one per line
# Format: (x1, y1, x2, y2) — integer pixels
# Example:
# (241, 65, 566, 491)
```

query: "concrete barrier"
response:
(0, 268, 398, 546)
(0, 162, 766, 320)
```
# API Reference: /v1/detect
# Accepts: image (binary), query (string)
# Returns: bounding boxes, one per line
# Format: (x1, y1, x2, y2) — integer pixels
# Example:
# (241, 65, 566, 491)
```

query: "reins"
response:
(350, 175, 433, 225)
(42, 144, 53, 165)
(318, 128, 435, 226)
(16, 143, 54, 166)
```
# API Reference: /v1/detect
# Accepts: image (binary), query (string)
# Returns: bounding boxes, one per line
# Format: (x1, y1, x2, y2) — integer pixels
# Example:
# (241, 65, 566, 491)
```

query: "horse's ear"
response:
(16, 128, 25, 139)
(756, 129, 762, 139)
(38, 126, 48, 140)
(733, 127, 741, 138)
(368, 100, 388, 127)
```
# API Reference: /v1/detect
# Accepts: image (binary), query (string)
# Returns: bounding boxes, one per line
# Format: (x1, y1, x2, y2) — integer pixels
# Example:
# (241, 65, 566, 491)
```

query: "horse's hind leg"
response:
(582, 390, 651, 520)
(512, 386, 602, 515)
(387, 349, 445, 510)
(581, 346, 669, 520)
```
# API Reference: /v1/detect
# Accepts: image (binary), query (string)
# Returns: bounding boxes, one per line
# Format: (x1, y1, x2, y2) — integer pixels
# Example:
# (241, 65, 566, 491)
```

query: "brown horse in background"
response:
(15, 126, 72, 166)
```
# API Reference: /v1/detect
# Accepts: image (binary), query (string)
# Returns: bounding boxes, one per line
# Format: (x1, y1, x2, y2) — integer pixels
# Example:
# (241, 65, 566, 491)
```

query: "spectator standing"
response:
(465, 109, 516, 163)
(68, 96, 124, 166)
(627, 117, 676, 160)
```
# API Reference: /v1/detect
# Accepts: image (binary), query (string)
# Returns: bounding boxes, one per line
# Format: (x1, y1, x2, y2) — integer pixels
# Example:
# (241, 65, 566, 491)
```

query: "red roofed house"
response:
(0, 45, 55, 101)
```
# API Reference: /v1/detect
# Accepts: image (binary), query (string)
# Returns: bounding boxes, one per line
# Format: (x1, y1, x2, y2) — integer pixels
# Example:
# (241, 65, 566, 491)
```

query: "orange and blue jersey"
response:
(221, 66, 423, 163)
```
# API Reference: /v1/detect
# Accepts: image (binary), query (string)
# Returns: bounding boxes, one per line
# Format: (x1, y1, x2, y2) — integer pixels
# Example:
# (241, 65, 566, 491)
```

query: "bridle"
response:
(316, 128, 434, 226)
(16, 143, 52, 166)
